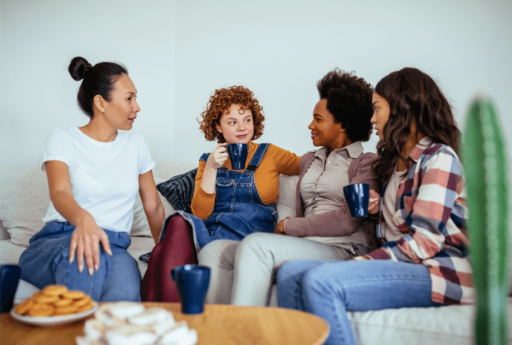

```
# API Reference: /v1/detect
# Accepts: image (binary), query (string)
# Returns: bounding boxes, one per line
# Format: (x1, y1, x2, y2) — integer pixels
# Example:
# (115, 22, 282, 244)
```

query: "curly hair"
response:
(372, 68, 460, 182)
(198, 86, 265, 142)
(317, 69, 374, 142)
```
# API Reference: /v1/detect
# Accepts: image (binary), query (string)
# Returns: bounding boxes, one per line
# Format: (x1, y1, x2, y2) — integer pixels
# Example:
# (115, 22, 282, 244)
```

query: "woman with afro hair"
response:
(277, 68, 472, 345)
(141, 85, 301, 302)
(198, 69, 382, 306)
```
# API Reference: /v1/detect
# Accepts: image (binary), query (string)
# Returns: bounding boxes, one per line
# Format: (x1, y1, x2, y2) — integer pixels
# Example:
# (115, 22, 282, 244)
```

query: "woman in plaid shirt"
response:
(276, 67, 474, 345)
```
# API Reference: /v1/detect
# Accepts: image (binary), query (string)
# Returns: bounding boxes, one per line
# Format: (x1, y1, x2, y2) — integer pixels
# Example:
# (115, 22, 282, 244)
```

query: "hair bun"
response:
(69, 57, 93, 81)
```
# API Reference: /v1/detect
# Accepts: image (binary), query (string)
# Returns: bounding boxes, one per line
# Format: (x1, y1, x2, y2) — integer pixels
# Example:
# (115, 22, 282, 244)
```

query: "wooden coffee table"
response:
(0, 302, 329, 345)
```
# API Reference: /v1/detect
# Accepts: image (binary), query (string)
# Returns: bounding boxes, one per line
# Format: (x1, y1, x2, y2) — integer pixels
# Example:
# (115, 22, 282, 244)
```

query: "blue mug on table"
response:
(343, 183, 370, 218)
(1, 265, 21, 313)
(171, 265, 210, 315)
(227, 143, 249, 170)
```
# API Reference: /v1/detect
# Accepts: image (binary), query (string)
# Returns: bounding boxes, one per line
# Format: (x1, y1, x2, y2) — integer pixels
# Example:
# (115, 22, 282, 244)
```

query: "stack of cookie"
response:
(76, 303, 198, 345)
(14, 285, 95, 317)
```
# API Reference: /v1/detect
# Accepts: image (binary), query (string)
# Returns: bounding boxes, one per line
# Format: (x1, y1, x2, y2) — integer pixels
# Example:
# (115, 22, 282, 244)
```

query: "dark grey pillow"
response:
(156, 168, 198, 214)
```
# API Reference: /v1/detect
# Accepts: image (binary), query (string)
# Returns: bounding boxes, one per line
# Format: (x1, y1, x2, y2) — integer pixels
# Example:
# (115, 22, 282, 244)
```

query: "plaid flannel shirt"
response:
(363, 138, 474, 305)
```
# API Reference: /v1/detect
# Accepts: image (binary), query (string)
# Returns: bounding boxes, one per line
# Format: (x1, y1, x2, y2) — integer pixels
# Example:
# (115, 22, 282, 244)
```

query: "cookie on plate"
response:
(77, 300, 95, 313)
(54, 305, 80, 316)
(32, 291, 45, 300)
(28, 304, 54, 317)
(14, 298, 34, 315)
(35, 294, 60, 304)
(42, 285, 68, 296)
(74, 296, 92, 307)
(62, 291, 86, 300)
(54, 298, 74, 307)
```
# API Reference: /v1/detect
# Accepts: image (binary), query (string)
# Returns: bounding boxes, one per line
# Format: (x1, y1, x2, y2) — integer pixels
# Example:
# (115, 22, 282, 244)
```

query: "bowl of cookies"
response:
(11, 284, 98, 327)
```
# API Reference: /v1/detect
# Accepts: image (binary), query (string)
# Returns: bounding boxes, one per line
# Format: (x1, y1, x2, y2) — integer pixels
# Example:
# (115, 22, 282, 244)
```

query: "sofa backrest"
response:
(0, 161, 196, 247)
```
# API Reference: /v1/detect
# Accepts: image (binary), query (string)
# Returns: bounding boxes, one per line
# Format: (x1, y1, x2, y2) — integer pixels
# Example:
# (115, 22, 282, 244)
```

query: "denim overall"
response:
(159, 143, 278, 251)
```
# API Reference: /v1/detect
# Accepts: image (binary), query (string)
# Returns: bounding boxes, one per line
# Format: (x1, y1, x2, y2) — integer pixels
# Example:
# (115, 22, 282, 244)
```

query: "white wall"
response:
(173, 0, 512, 164)
(1, 0, 511, 175)
(0, 0, 175, 175)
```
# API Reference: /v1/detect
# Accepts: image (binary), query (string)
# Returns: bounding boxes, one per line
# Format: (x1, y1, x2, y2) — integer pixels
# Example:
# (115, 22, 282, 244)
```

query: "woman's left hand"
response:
(368, 189, 381, 215)
(273, 217, 290, 235)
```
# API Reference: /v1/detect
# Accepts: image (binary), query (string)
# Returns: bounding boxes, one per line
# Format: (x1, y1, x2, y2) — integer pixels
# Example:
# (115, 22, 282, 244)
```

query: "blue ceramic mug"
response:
(171, 265, 211, 315)
(227, 143, 249, 170)
(343, 183, 370, 218)
(1, 265, 21, 313)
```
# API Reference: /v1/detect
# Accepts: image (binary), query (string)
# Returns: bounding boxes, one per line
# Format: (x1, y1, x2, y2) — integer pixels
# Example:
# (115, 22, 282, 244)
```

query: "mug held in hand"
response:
(227, 143, 248, 170)
(343, 183, 370, 219)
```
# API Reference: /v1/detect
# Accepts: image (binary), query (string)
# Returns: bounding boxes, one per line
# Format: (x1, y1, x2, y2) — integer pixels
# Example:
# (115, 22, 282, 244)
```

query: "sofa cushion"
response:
(0, 165, 50, 247)
(277, 175, 298, 222)
(131, 178, 175, 237)
(131, 193, 151, 237)
(347, 298, 512, 345)
(127, 236, 154, 277)
(13, 280, 40, 304)
(0, 240, 26, 265)
(156, 168, 198, 213)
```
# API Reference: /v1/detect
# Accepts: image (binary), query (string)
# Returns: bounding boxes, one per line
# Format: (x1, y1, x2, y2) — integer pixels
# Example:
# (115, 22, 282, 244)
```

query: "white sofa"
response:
(1, 161, 511, 345)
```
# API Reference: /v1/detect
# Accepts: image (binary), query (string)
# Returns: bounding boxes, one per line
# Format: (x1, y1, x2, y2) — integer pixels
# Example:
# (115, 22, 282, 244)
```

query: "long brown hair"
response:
(373, 68, 460, 182)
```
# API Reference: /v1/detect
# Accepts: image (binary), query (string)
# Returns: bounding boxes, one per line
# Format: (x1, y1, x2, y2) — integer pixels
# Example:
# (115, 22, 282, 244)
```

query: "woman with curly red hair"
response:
(141, 85, 300, 302)
(198, 69, 382, 306)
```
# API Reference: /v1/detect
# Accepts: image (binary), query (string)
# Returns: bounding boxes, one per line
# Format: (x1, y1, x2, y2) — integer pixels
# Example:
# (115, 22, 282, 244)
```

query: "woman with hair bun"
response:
(196, 69, 381, 306)
(18, 57, 164, 302)
(141, 85, 301, 302)
(277, 68, 474, 345)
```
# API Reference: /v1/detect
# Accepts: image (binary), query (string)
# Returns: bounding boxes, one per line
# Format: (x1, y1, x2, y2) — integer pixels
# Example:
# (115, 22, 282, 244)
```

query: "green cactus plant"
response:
(462, 97, 509, 345)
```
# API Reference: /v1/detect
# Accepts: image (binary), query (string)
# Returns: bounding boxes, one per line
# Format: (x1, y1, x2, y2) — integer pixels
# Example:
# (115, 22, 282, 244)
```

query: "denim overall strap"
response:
(246, 143, 270, 172)
(199, 152, 210, 163)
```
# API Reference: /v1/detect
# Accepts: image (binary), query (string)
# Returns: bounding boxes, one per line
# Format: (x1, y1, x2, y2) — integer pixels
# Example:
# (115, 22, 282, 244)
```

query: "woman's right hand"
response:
(69, 215, 112, 275)
(206, 143, 229, 170)
(368, 189, 380, 215)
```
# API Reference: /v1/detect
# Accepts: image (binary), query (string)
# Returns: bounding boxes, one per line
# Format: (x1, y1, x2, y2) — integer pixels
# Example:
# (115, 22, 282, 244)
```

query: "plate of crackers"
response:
(11, 284, 98, 327)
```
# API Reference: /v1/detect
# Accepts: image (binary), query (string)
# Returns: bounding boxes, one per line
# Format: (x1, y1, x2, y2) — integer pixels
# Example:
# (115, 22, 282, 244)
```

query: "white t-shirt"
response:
(41, 126, 155, 233)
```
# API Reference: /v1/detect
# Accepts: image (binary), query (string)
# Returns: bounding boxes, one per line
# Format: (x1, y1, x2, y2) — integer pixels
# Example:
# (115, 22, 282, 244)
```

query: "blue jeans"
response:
(277, 260, 442, 345)
(19, 221, 141, 302)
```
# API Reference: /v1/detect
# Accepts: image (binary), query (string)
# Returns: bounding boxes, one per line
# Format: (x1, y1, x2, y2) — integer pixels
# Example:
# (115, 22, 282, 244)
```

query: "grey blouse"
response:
(299, 141, 368, 248)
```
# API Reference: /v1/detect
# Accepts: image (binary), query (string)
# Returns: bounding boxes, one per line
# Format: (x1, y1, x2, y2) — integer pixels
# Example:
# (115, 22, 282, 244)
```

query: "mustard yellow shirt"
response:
(191, 142, 300, 220)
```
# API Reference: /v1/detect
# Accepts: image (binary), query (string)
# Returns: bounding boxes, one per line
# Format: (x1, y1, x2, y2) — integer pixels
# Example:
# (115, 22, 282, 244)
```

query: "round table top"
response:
(1, 302, 329, 345)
